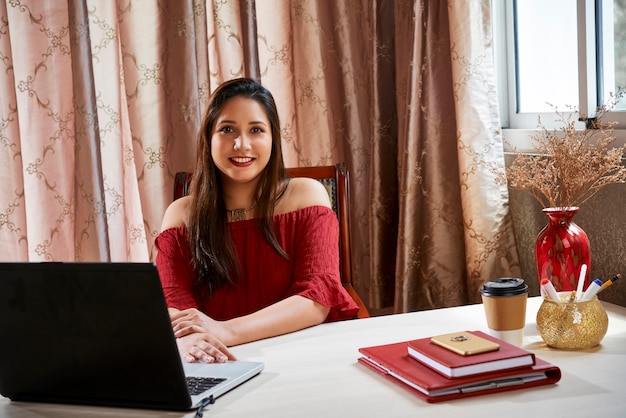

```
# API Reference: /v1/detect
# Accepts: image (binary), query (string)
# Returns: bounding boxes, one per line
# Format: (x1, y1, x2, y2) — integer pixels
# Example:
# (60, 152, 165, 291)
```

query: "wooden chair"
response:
(173, 163, 370, 318)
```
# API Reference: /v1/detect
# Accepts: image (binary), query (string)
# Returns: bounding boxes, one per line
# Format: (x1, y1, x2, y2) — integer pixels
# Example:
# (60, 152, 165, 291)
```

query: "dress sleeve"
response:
(154, 227, 199, 311)
(286, 207, 359, 321)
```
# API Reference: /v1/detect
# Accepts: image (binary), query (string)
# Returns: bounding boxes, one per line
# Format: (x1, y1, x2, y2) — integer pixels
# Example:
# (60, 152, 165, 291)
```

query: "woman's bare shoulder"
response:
(277, 177, 331, 213)
(160, 195, 191, 231)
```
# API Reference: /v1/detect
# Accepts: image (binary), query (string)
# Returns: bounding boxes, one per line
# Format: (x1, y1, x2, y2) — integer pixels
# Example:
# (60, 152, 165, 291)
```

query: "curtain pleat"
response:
(4, 2, 84, 260)
(449, 1, 521, 301)
(207, 1, 246, 84)
(68, 0, 110, 260)
(368, 0, 399, 308)
(0, 0, 27, 261)
(240, 0, 260, 79)
(395, 1, 469, 311)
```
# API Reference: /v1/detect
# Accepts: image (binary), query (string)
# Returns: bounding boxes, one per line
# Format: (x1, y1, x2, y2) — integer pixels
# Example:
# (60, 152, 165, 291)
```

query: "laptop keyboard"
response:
(186, 376, 227, 396)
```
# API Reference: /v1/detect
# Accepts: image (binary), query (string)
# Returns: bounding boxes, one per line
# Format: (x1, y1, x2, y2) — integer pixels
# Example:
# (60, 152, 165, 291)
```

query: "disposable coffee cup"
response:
(480, 278, 528, 346)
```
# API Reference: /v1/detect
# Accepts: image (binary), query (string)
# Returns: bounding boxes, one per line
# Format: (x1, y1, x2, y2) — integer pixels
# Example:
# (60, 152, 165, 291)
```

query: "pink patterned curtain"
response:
(0, 0, 206, 262)
(0, 0, 519, 313)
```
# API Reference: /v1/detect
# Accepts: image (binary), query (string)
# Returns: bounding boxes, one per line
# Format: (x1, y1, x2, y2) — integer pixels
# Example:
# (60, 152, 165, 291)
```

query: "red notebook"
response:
(407, 330, 535, 378)
(358, 340, 561, 403)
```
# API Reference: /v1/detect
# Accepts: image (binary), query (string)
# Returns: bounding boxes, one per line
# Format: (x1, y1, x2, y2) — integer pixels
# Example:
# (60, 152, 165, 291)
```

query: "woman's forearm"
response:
(223, 295, 329, 346)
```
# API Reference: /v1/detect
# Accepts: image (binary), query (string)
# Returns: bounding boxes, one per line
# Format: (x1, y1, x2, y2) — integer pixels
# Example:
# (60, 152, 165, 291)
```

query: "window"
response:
(516, 0, 579, 114)
(494, 0, 626, 132)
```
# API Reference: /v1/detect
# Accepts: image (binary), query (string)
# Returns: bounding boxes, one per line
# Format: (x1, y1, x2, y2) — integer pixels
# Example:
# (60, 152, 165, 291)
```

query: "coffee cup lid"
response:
(480, 278, 528, 296)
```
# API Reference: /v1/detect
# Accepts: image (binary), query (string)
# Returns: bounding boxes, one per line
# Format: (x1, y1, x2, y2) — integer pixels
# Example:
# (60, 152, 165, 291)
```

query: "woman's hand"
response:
(175, 330, 237, 363)
(168, 308, 236, 362)
(169, 307, 210, 336)
(169, 308, 234, 343)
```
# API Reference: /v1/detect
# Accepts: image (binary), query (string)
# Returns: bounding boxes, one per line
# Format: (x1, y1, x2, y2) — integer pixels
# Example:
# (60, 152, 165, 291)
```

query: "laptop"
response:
(0, 262, 264, 412)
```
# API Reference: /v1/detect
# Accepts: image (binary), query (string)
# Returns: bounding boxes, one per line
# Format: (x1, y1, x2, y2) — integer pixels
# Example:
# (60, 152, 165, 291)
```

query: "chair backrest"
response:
(173, 163, 369, 318)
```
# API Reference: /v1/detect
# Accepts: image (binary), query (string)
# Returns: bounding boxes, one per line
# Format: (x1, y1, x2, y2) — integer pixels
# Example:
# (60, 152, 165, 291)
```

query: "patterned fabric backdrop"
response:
(0, 0, 520, 313)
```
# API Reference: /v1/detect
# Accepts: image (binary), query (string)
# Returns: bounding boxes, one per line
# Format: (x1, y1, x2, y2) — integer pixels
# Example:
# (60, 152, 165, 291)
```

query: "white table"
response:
(2, 297, 625, 417)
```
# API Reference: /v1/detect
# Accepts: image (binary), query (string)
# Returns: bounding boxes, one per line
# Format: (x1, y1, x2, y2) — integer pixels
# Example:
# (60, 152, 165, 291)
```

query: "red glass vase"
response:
(535, 207, 591, 292)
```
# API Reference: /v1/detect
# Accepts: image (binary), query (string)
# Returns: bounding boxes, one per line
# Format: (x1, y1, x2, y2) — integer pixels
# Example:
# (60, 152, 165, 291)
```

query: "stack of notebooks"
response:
(358, 330, 561, 402)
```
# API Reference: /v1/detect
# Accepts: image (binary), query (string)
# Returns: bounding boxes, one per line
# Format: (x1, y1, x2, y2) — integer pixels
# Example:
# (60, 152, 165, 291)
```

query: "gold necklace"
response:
(227, 205, 256, 222)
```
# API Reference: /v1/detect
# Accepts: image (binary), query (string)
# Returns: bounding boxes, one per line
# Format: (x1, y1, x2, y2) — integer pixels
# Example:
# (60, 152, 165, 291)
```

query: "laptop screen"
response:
(0, 262, 262, 411)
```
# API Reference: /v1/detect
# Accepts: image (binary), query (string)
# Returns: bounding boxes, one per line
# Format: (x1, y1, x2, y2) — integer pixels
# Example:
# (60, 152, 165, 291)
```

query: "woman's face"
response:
(211, 96, 273, 187)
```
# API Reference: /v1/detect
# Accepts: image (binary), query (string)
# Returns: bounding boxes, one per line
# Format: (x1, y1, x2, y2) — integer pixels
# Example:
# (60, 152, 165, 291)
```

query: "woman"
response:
(155, 78, 359, 364)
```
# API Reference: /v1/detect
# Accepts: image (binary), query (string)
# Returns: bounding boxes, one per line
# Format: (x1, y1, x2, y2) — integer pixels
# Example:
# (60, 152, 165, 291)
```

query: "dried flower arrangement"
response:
(496, 93, 626, 208)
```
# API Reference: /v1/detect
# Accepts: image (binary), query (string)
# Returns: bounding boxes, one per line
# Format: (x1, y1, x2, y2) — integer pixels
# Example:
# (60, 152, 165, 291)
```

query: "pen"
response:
(597, 274, 621, 294)
(540, 278, 561, 301)
(581, 278, 603, 301)
(575, 264, 587, 300)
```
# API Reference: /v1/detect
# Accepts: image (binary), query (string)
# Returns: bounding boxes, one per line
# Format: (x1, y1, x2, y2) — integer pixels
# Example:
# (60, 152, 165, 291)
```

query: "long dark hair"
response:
(188, 78, 288, 294)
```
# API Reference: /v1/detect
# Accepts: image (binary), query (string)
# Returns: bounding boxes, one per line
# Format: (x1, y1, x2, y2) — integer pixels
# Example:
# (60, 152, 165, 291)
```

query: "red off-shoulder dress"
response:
(154, 206, 359, 322)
